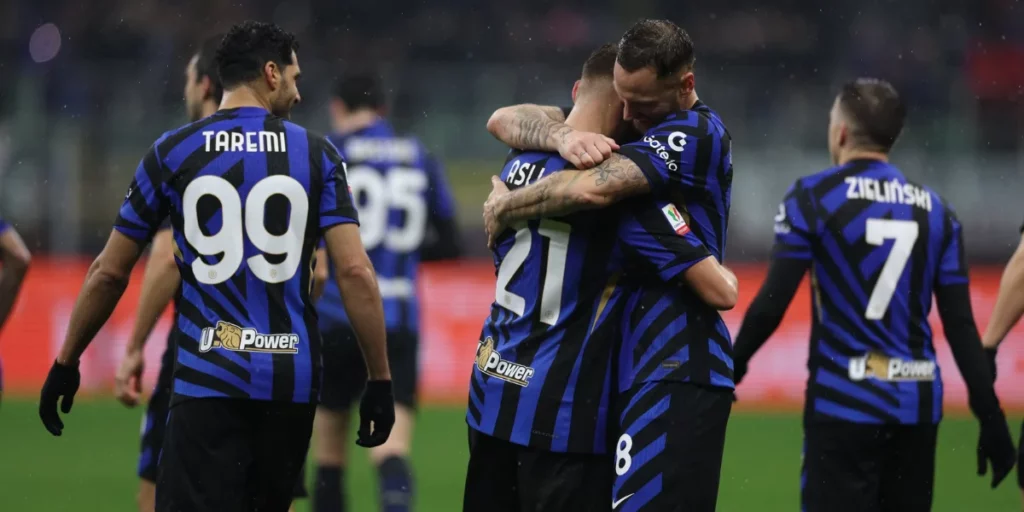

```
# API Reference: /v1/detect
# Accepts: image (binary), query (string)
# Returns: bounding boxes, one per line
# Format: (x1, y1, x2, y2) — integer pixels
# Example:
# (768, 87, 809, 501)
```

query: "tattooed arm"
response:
(486, 104, 619, 168)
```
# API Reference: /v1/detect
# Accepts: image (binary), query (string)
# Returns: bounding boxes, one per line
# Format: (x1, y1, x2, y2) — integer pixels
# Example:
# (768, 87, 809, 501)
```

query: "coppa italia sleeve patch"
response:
(661, 203, 690, 235)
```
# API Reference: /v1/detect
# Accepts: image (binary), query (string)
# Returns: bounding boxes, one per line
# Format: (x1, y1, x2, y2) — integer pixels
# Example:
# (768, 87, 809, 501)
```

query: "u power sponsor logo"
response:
(199, 320, 300, 354)
(475, 337, 535, 387)
(848, 351, 935, 382)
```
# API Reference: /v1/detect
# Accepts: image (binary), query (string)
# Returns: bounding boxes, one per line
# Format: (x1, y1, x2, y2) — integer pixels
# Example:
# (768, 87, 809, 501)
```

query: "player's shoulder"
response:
(650, 101, 729, 140)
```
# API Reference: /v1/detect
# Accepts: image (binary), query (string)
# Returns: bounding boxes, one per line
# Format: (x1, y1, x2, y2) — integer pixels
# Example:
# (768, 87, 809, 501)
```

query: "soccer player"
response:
(38, 21, 395, 512)
(312, 73, 461, 512)
(483, 20, 735, 511)
(0, 217, 31, 405)
(465, 43, 738, 512)
(731, 78, 1016, 512)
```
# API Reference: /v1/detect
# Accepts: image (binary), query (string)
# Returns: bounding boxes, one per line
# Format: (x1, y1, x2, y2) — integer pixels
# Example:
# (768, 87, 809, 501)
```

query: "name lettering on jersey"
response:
(505, 159, 547, 187)
(661, 203, 691, 235)
(848, 351, 936, 382)
(344, 137, 418, 163)
(198, 321, 299, 354)
(844, 177, 932, 212)
(475, 337, 535, 387)
(202, 131, 287, 153)
(643, 135, 678, 172)
(773, 203, 791, 234)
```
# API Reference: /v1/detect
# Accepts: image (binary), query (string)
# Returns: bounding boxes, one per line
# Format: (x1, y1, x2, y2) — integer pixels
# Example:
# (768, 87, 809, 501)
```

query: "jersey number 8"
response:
(183, 175, 308, 285)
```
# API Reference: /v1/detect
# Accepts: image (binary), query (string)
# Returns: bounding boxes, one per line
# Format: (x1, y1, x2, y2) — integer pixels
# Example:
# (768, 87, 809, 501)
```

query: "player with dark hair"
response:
(465, 42, 738, 512)
(0, 217, 30, 406)
(311, 71, 461, 512)
(38, 21, 395, 512)
(732, 78, 1016, 512)
(483, 20, 735, 511)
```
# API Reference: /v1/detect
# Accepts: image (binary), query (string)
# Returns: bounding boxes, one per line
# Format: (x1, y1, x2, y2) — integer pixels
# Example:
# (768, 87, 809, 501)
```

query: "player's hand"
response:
(483, 176, 510, 250)
(984, 347, 998, 382)
(556, 129, 619, 169)
(39, 360, 81, 436)
(355, 380, 395, 448)
(114, 348, 145, 408)
(976, 412, 1016, 488)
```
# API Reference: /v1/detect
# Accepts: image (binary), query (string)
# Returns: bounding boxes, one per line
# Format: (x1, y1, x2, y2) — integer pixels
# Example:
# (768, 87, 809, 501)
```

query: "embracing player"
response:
(0, 217, 31, 405)
(311, 72, 461, 512)
(484, 20, 735, 511)
(467, 42, 737, 512)
(731, 79, 1016, 511)
(39, 21, 395, 512)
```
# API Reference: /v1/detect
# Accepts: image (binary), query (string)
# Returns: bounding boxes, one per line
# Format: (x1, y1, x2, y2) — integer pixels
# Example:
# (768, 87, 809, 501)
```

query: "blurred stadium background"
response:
(1, 0, 1023, 510)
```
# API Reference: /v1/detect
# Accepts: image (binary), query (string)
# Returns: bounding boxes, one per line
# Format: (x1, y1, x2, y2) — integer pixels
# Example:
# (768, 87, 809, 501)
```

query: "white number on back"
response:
(346, 165, 428, 252)
(864, 218, 919, 320)
(183, 175, 309, 285)
(495, 220, 570, 326)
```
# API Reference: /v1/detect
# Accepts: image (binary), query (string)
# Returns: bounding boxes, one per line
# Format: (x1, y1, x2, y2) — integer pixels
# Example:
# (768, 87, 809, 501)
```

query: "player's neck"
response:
(201, 101, 218, 118)
(680, 91, 699, 110)
(565, 100, 615, 137)
(838, 149, 889, 166)
(334, 110, 380, 136)
(219, 86, 273, 113)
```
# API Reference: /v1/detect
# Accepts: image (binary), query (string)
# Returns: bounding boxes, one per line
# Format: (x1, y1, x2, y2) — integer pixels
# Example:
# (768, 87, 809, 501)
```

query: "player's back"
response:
(778, 159, 962, 424)
(468, 150, 625, 454)
(124, 106, 353, 404)
(319, 118, 445, 333)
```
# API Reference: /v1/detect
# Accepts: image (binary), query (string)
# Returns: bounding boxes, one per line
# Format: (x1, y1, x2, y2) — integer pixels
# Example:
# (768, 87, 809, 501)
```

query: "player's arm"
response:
(981, 229, 1024, 351)
(420, 154, 463, 261)
(312, 245, 328, 301)
(486, 104, 618, 168)
(115, 228, 178, 406)
(682, 258, 738, 311)
(0, 224, 31, 334)
(731, 184, 815, 384)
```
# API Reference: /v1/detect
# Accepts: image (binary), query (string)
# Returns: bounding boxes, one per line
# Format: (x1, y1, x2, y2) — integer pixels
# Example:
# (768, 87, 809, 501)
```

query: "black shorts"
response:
(155, 398, 315, 512)
(802, 421, 938, 512)
(138, 344, 175, 482)
(463, 429, 612, 512)
(613, 381, 732, 512)
(319, 327, 418, 410)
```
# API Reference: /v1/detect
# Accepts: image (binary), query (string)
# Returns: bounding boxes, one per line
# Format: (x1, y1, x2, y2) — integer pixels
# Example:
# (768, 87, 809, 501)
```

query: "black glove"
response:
(39, 360, 81, 436)
(355, 380, 395, 448)
(976, 411, 1017, 488)
(984, 347, 998, 382)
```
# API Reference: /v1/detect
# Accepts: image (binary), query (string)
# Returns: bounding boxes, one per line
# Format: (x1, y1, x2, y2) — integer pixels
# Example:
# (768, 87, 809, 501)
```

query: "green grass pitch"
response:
(0, 399, 1019, 511)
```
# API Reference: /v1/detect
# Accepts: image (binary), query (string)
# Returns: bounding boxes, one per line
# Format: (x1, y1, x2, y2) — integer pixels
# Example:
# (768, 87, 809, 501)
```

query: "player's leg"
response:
(801, 421, 885, 512)
(878, 424, 937, 512)
(613, 381, 732, 512)
(463, 429, 521, 512)
(156, 398, 253, 512)
(314, 327, 361, 512)
(366, 331, 419, 512)
(136, 353, 174, 512)
(248, 401, 317, 512)
(516, 445, 613, 511)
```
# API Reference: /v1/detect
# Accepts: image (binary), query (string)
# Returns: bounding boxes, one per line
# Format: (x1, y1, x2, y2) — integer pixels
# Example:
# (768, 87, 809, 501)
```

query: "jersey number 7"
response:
(864, 218, 919, 320)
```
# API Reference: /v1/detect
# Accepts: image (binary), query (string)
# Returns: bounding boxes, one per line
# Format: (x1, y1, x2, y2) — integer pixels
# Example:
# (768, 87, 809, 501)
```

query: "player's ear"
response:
(200, 75, 213, 100)
(679, 71, 695, 96)
(572, 80, 581, 104)
(263, 61, 280, 90)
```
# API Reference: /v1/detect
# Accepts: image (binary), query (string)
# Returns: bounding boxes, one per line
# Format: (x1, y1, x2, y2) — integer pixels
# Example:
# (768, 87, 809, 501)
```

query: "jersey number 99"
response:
(183, 175, 308, 285)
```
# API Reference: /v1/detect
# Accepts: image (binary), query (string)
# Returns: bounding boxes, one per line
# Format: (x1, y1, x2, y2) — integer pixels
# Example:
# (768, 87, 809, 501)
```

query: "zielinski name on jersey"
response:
(475, 337, 535, 387)
(199, 320, 300, 354)
(848, 351, 936, 382)
(844, 177, 932, 211)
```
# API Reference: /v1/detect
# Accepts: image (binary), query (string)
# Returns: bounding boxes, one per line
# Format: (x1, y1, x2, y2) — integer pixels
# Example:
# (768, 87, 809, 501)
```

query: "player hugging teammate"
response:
(469, 19, 739, 512)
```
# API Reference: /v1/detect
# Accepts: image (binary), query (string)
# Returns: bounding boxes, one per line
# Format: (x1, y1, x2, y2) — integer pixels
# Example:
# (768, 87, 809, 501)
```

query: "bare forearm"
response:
(336, 266, 391, 380)
(58, 262, 131, 364)
(486, 104, 568, 151)
(126, 257, 179, 352)
(983, 244, 1024, 347)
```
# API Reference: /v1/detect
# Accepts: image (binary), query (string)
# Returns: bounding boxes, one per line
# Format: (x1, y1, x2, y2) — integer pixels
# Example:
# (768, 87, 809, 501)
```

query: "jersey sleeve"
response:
(0, 218, 9, 235)
(616, 199, 712, 283)
(319, 138, 360, 230)
(114, 144, 169, 243)
(770, 181, 817, 261)
(424, 154, 457, 221)
(937, 207, 969, 287)
(616, 117, 712, 196)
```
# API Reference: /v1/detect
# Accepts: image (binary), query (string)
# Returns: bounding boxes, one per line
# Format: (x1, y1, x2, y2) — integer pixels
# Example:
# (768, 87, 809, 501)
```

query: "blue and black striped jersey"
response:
(318, 118, 456, 334)
(114, 106, 359, 405)
(467, 150, 711, 454)
(616, 102, 735, 390)
(0, 217, 9, 234)
(774, 159, 965, 424)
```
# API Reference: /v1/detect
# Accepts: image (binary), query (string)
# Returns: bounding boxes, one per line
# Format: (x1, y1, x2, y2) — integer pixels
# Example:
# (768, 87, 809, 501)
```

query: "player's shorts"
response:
(137, 345, 175, 482)
(802, 421, 938, 512)
(463, 428, 613, 512)
(320, 326, 418, 410)
(155, 398, 315, 512)
(1018, 419, 1024, 489)
(612, 381, 733, 512)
